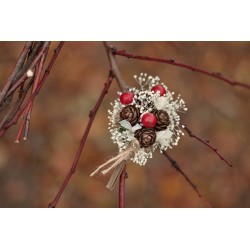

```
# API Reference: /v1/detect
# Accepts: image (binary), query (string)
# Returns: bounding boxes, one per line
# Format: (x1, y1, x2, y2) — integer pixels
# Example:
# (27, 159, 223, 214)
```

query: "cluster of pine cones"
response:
(120, 105, 170, 148)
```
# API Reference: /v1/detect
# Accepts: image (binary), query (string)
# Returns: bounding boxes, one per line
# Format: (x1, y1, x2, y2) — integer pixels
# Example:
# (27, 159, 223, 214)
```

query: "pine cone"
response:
(134, 128, 156, 148)
(153, 109, 170, 131)
(120, 105, 140, 126)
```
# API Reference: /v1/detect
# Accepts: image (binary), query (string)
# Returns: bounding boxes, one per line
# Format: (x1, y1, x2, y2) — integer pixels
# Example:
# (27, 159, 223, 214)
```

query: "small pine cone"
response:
(134, 128, 156, 148)
(153, 109, 170, 131)
(120, 105, 140, 126)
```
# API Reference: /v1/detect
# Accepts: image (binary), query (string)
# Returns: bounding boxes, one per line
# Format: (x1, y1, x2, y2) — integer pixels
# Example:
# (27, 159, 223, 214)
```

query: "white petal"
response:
(126, 131, 135, 141)
(156, 130, 166, 141)
(158, 138, 170, 147)
(156, 129, 173, 147)
(163, 129, 173, 140)
(119, 120, 132, 130)
(131, 123, 142, 132)
(154, 96, 169, 110)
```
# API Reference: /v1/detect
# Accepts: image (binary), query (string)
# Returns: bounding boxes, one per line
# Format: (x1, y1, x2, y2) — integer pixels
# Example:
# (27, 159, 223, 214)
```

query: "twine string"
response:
(90, 140, 140, 177)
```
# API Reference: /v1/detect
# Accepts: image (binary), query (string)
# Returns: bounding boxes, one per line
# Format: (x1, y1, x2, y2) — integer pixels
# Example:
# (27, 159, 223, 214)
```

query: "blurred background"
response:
(0, 42, 250, 208)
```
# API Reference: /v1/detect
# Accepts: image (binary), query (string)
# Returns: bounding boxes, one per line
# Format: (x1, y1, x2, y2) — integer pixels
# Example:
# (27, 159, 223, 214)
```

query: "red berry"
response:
(120, 92, 134, 105)
(142, 113, 157, 128)
(151, 85, 166, 96)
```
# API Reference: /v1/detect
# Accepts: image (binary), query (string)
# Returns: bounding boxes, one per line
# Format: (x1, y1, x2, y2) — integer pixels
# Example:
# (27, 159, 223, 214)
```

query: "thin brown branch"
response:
(119, 166, 127, 208)
(103, 42, 129, 91)
(48, 72, 114, 208)
(0, 42, 33, 112)
(23, 45, 50, 140)
(0, 42, 32, 93)
(11, 42, 44, 84)
(182, 124, 233, 168)
(0, 42, 64, 137)
(14, 53, 45, 143)
(103, 42, 131, 209)
(114, 49, 250, 91)
(0, 44, 50, 130)
(0, 42, 48, 108)
(0, 76, 35, 130)
(2, 42, 50, 103)
(163, 151, 211, 208)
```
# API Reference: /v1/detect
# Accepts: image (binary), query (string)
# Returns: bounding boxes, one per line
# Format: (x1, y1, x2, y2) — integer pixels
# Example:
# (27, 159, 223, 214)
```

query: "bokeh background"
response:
(0, 42, 250, 208)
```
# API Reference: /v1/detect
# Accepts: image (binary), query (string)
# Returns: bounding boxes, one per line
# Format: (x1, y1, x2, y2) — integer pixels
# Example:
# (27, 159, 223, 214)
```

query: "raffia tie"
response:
(90, 140, 140, 177)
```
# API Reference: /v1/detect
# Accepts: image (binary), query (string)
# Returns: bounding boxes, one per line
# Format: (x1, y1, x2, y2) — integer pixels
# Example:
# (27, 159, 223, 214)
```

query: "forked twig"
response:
(103, 42, 129, 208)
(0, 42, 33, 106)
(163, 151, 211, 208)
(0, 42, 64, 137)
(103, 42, 129, 91)
(182, 124, 233, 168)
(114, 49, 250, 90)
(0, 42, 50, 106)
(14, 53, 46, 143)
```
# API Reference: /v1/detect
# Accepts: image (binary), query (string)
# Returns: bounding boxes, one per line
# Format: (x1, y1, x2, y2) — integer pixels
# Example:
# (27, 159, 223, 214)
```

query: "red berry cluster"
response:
(120, 85, 167, 128)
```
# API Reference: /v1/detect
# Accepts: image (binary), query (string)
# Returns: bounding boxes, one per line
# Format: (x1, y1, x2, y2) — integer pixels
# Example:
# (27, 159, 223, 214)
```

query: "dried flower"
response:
(108, 73, 187, 165)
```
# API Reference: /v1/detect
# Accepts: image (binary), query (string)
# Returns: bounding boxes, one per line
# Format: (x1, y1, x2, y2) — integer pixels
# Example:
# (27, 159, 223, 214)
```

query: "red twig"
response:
(0, 42, 65, 137)
(163, 151, 211, 208)
(14, 53, 45, 143)
(119, 166, 126, 208)
(48, 72, 114, 208)
(3, 42, 50, 102)
(183, 124, 233, 168)
(114, 49, 250, 91)
(0, 42, 32, 97)
(23, 46, 50, 140)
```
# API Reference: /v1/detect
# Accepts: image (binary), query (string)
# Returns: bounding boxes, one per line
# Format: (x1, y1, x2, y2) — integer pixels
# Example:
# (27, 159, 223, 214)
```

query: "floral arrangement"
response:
(90, 73, 187, 188)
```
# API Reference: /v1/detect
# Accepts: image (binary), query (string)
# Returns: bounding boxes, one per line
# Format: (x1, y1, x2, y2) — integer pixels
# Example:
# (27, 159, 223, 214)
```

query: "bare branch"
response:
(183, 124, 233, 168)
(14, 53, 46, 143)
(48, 72, 114, 208)
(163, 151, 211, 208)
(0, 42, 33, 112)
(114, 49, 250, 91)
(0, 42, 64, 137)
(103, 42, 129, 91)
(2, 42, 50, 103)
(0, 42, 49, 107)
(103, 41, 131, 208)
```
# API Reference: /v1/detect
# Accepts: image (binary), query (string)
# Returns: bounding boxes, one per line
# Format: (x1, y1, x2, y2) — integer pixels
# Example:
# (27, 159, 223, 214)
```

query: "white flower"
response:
(154, 96, 169, 110)
(119, 120, 141, 132)
(119, 120, 142, 141)
(156, 129, 173, 148)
